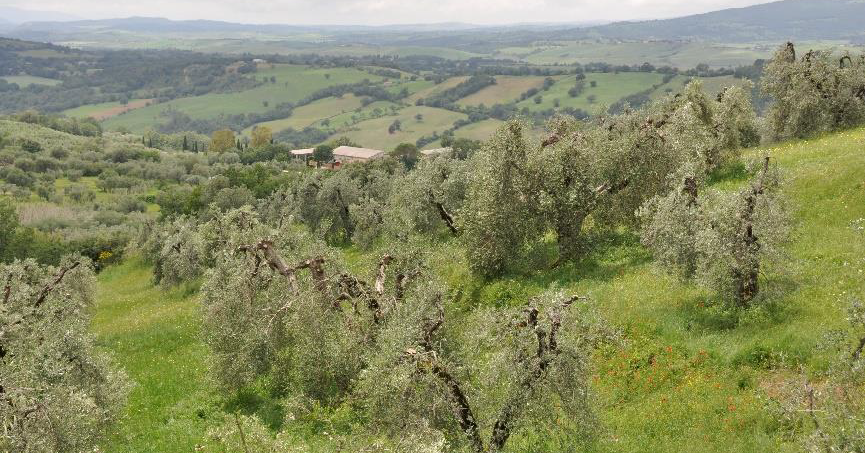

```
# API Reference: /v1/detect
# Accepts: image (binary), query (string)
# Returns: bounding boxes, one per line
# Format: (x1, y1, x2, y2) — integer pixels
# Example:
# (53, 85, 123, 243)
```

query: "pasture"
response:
(327, 105, 466, 150)
(457, 75, 549, 106)
(1, 75, 62, 86)
(102, 65, 383, 132)
(241, 94, 365, 136)
(516, 72, 665, 112)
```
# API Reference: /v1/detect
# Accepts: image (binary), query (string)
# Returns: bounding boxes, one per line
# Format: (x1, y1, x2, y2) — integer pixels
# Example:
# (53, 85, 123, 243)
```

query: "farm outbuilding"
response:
(333, 146, 385, 163)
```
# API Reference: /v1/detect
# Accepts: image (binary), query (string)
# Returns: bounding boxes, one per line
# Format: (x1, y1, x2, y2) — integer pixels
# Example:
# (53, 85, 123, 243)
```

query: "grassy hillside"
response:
(1, 75, 62, 86)
(457, 76, 548, 106)
(241, 94, 365, 136)
(102, 65, 382, 132)
(518, 72, 664, 113)
(90, 126, 865, 450)
(327, 105, 466, 150)
(92, 260, 215, 452)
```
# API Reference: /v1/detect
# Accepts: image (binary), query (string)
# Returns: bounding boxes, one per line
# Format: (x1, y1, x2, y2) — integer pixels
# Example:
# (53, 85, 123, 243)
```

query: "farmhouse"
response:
(333, 146, 385, 163)
(420, 147, 453, 157)
(290, 148, 313, 158)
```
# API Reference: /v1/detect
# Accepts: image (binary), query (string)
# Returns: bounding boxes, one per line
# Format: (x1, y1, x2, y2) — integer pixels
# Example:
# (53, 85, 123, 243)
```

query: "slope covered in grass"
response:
(91, 127, 865, 450)
(102, 65, 382, 132)
(92, 259, 217, 452)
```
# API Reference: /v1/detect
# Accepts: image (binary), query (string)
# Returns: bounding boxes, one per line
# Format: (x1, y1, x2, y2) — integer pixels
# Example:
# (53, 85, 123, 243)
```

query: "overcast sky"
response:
(1, 0, 776, 25)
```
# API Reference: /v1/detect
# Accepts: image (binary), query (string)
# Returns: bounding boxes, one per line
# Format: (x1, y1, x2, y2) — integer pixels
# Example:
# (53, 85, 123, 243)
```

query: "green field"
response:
(517, 72, 665, 112)
(458, 76, 548, 106)
(320, 100, 402, 130)
(63, 101, 127, 118)
(1, 75, 62, 86)
(103, 65, 383, 132)
(408, 76, 470, 103)
(328, 105, 466, 150)
(241, 94, 365, 136)
(453, 118, 505, 141)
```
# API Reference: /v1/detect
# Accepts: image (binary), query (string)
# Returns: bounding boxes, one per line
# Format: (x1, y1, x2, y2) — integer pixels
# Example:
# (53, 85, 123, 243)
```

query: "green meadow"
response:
(1, 75, 62, 86)
(326, 105, 465, 150)
(102, 65, 383, 132)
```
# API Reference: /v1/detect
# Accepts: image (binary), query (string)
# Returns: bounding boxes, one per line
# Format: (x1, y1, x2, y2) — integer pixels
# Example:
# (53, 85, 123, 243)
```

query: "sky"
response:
(0, 0, 776, 25)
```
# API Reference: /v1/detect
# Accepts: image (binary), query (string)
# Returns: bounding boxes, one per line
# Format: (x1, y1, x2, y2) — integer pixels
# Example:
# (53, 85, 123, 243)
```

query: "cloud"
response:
(0, 0, 773, 24)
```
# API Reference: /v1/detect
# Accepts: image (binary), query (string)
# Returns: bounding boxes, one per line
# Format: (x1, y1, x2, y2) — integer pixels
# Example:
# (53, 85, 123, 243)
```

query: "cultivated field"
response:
(241, 94, 365, 136)
(1, 75, 62, 86)
(457, 76, 548, 106)
(516, 72, 665, 112)
(63, 99, 154, 120)
(102, 65, 383, 132)
(327, 105, 466, 150)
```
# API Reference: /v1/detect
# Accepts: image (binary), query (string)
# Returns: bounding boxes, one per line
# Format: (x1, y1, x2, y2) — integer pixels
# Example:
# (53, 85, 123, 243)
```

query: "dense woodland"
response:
(2, 40, 865, 452)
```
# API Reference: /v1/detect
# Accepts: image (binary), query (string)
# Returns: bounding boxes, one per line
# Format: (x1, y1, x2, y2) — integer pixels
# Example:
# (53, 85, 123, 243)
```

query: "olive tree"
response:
(639, 157, 787, 306)
(0, 258, 129, 451)
(197, 209, 605, 450)
(384, 155, 468, 239)
(762, 42, 865, 140)
(356, 287, 606, 452)
(461, 122, 539, 277)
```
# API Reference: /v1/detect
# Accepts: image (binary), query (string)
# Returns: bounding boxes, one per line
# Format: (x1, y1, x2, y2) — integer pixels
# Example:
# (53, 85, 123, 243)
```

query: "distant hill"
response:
(3, 0, 865, 46)
(560, 0, 865, 42)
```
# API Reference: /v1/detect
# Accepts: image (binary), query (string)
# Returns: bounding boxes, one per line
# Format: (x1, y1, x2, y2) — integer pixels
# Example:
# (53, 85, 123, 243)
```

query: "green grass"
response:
(103, 65, 383, 132)
(63, 101, 127, 118)
(241, 94, 365, 136)
(517, 72, 664, 113)
(324, 100, 402, 130)
(91, 127, 865, 451)
(457, 76, 548, 106)
(437, 127, 865, 451)
(1, 75, 62, 86)
(328, 105, 466, 150)
(92, 259, 217, 452)
(62, 99, 152, 119)
(407, 76, 470, 103)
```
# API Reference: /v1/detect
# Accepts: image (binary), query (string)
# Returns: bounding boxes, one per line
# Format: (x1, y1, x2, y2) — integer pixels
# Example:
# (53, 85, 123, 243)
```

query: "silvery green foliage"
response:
(356, 287, 603, 452)
(639, 158, 787, 305)
(461, 82, 757, 275)
(637, 164, 705, 280)
(134, 216, 204, 286)
(349, 196, 385, 249)
(762, 42, 865, 140)
(156, 216, 206, 286)
(290, 171, 360, 243)
(0, 258, 129, 452)
(716, 83, 761, 150)
(283, 163, 399, 246)
(207, 414, 307, 452)
(199, 209, 402, 398)
(461, 121, 539, 277)
(383, 155, 468, 239)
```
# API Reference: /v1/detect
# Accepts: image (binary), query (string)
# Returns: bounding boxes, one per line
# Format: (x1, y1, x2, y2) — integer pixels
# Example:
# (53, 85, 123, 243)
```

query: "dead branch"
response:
(34, 262, 80, 309)
(3, 273, 11, 305)
(376, 255, 393, 295)
(429, 190, 459, 236)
